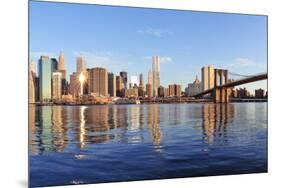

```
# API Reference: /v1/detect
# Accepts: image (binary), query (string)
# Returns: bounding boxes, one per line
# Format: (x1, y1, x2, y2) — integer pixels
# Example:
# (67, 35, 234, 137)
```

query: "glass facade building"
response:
(39, 56, 53, 101)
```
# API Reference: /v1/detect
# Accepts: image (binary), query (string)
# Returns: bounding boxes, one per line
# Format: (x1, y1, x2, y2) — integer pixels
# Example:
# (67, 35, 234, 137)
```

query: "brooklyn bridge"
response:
(192, 69, 268, 103)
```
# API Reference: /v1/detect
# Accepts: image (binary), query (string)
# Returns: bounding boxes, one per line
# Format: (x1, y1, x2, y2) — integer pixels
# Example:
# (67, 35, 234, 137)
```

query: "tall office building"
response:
(139, 74, 144, 87)
(39, 56, 53, 102)
(30, 60, 36, 73)
(148, 69, 153, 86)
(146, 84, 153, 98)
(201, 65, 214, 91)
(120, 71, 128, 89)
(52, 72, 62, 100)
(76, 56, 86, 73)
(108, 73, 116, 97)
(138, 74, 145, 97)
(58, 52, 65, 71)
(158, 86, 165, 97)
(88, 67, 108, 96)
(152, 56, 160, 97)
(29, 61, 36, 103)
(255, 88, 265, 98)
(51, 58, 58, 71)
(185, 75, 202, 97)
(116, 75, 125, 97)
(58, 52, 67, 94)
(168, 84, 181, 97)
(69, 72, 80, 97)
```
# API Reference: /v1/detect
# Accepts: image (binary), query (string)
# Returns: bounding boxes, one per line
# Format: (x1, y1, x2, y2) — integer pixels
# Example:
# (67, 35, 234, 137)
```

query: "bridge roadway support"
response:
(213, 69, 231, 103)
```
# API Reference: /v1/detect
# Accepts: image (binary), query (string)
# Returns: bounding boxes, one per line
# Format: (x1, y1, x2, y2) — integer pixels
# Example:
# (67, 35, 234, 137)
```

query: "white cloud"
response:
(144, 56, 173, 63)
(229, 58, 256, 67)
(160, 57, 173, 63)
(137, 27, 172, 38)
(73, 51, 134, 72)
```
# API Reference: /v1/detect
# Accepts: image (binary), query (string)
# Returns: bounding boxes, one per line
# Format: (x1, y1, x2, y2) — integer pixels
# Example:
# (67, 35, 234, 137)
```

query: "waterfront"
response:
(29, 103, 267, 187)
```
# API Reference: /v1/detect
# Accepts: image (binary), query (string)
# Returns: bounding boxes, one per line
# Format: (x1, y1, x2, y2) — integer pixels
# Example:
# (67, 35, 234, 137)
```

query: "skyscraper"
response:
(108, 73, 116, 97)
(148, 69, 153, 86)
(138, 74, 145, 97)
(57, 52, 67, 95)
(51, 58, 58, 71)
(76, 56, 86, 73)
(120, 71, 128, 89)
(39, 56, 53, 102)
(168, 84, 182, 97)
(30, 60, 36, 73)
(58, 51, 65, 71)
(88, 67, 108, 96)
(146, 83, 153, 98)
(201, 65, 214, 91)
(52, 72, 62, 100)
(116, 75, 125, 97)
(158, 86, 165, 97)
(185, 75, 202, 97)
(69, 72, 80, 98)
(139, 74, 144, 87)
(152, 56, 160, 97)
(29, 61, 36, 103)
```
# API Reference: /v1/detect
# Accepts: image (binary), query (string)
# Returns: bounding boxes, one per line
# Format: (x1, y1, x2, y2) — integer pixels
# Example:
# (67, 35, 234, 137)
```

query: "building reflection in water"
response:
(52, 106, 68, 152)
(201, 103, 234, 144)
(147, 104, 161, 145)
(77, 106, 87, 149)
(129, 106, 141, 131)
(29, 103, 236, 155)
(29, 105, 39, 154)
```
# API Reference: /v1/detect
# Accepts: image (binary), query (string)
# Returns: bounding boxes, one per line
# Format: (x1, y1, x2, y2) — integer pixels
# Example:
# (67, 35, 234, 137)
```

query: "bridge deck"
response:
(192, 73, 267, 97)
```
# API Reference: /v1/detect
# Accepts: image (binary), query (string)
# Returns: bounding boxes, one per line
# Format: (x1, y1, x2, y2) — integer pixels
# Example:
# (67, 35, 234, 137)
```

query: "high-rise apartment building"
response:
(52, 72, 62, 100)
(39, 56, 54, 102)
(88, 67, 108, 96)
(201, 65, 214, 91)
(152, 56, 160, 97)
(108, 73, 116, 97)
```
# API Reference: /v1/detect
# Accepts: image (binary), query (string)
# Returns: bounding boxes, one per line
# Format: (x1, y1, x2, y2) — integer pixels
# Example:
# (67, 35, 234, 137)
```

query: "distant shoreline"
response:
(29, 99, 268, 106)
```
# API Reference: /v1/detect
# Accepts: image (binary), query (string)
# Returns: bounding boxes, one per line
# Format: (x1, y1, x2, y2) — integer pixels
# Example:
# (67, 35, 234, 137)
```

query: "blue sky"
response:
(29, 1, 267, 93)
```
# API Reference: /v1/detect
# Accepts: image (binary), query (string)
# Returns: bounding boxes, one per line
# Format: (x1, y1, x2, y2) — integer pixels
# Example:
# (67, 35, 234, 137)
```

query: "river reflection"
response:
(29, 103, 267, 187)
(29, 103, 252, 154)
(202, 104, 235, 144)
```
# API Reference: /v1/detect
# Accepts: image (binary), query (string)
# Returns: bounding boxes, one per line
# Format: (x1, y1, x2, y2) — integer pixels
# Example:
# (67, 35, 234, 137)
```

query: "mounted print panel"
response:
(28, 1, 268, 187)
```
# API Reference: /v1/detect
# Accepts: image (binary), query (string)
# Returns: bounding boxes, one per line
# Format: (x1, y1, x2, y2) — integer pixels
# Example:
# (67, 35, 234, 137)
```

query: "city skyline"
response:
(29, 1, 267, 93)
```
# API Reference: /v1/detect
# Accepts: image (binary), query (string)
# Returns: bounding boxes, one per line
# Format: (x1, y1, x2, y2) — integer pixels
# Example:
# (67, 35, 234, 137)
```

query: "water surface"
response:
(29, 103, 267, 187)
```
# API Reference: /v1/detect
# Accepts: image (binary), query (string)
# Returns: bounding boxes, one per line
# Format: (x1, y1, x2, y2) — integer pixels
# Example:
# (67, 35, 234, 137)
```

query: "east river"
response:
(29, 103, 267, 187)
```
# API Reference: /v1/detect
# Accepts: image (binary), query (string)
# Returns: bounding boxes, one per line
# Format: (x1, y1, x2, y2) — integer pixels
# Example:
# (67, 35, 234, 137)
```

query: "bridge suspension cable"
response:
(228, 72, 252, 78)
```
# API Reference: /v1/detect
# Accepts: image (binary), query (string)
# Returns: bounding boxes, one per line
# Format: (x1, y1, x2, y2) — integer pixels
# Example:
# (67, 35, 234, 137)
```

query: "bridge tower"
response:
(213, 69, 231, 103)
